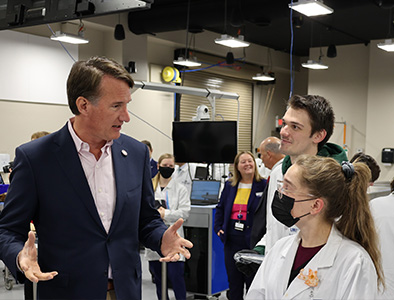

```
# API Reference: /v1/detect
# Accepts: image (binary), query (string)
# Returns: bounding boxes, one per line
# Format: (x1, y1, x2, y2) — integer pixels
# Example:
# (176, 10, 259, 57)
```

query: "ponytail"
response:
(335, 162, 384, 289)
(295, 155, 384, 289)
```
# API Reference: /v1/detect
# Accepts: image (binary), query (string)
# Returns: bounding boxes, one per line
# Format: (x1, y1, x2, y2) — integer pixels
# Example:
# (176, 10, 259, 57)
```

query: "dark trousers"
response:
(224, 235, 254, 300)
(149, 260, 186, 300)
(24, 280, 34, 300)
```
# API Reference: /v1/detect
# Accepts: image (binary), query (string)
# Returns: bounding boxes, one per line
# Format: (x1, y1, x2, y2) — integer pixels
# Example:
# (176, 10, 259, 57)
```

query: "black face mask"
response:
(159, 166, 175, 179)
(272, 190, 313, 228)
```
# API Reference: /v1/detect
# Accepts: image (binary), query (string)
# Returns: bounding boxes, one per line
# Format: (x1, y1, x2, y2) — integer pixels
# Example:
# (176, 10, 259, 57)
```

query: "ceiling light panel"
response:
(377, 39, 394, 52)
(301, 60, 328, 69)
(252, 73, 275, 81)
(50, 31, 89, 44)
(173, 58, 201, 67)
(289, 0, 333, 17)
(214, 34, 250, 48)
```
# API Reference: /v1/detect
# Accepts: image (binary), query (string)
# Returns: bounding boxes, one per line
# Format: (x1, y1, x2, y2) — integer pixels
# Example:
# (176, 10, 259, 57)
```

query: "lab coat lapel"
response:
(284, 225, 341, 299)
(277, 233, 311, 298)
(53, 125, 106, 234)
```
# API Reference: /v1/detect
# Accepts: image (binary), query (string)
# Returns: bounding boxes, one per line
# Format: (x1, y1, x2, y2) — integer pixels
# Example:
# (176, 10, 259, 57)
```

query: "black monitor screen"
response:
(172, 121, 237, 163)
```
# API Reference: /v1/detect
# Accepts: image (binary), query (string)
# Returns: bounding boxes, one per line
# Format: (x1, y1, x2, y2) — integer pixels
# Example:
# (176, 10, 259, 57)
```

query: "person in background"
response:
(247, 155, 384, 299)
(236, 137, 285, 278)
(370, 178, 394, 299)
(214, 151, 266, 300)
(31, 131, 50, 141)
(350, 152, 381, 185)
(145, 153, 190, 300)
(250, 137, 285, 250)
(141, 140, 158, 178)
(0, 56, 192, 300)
(172, 162, 197, 198)
(250, 95, 347, 257)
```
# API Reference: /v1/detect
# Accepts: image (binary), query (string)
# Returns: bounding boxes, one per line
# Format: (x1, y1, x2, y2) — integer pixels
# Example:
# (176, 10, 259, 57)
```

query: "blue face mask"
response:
(271, 190, 314, 227)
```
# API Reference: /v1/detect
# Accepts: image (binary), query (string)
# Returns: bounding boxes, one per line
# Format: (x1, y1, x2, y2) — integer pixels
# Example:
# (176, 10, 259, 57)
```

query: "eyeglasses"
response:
(277, 180, 317, 201)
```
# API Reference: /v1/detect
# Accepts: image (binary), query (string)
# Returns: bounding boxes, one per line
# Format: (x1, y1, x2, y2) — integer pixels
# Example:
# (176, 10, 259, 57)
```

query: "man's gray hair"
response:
(264, 141, 281, 154)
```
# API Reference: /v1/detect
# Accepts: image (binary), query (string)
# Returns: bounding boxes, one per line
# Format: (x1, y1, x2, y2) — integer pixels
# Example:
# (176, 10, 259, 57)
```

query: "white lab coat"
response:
(370, 192, 394, 300)
(246, 225, 378, 300)
(256, 158, 299, 252)
(172, 163, 197, 198)
(256, 157, 270, 179)
(145, 178, 191, 261)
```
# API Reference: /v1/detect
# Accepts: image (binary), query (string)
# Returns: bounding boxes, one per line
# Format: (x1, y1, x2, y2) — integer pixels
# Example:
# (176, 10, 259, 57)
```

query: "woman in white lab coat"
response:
(370, 179, 394, 300)
(246, 155, 384, 300)
(145, 153, 191, 300)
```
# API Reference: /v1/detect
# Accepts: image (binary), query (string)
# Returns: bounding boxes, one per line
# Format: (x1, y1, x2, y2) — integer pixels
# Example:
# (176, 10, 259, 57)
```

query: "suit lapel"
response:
(53, 125, 107, 234)
(109, 138, 130, 234)
(247, 181, 258, 211)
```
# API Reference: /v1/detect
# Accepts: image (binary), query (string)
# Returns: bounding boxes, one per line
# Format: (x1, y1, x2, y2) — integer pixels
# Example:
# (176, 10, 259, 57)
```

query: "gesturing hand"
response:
(160, 218, 193, 262)
(18, 231, 58, 283)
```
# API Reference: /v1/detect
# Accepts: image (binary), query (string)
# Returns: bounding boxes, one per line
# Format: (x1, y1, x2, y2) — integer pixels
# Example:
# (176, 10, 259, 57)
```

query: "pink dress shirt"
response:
(67, 119, 116, 233)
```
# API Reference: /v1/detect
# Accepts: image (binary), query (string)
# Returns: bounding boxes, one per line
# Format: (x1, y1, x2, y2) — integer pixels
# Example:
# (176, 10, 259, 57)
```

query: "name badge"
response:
(234, 222, 244, 231)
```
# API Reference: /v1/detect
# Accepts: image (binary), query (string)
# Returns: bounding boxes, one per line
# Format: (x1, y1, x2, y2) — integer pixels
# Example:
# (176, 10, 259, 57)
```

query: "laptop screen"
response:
(190, 180, 221, 205)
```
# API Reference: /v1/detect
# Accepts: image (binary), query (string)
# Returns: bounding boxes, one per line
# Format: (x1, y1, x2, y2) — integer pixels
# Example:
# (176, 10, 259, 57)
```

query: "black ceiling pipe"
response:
(128, 1, 225, 35)
(127, 0, 272, 35)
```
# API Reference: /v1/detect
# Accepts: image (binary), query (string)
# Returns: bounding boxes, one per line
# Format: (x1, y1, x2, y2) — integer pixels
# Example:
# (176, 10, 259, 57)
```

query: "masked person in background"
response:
(246, 155, 384, 299)
(145, 153, 191, 300)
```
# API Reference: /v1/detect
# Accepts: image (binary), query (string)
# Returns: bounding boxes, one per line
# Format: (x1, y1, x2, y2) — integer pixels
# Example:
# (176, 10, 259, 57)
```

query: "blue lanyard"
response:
(165, 190, 170, 209)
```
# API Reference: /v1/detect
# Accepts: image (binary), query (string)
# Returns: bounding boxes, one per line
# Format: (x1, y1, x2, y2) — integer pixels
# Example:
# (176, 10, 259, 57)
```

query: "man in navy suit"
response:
(0, 56, 192, 300)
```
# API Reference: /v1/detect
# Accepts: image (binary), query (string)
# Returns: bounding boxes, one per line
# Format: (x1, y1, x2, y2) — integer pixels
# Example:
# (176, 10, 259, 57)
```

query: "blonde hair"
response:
(31, 131, 50, 140)
(152, 153, 175, 190)
(230, 151, 261, 187)
(294, 155, 384, 289)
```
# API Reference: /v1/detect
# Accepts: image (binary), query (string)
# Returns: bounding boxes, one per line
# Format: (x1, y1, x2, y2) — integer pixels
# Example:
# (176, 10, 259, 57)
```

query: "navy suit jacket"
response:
(150, 158, 158, 178)
(214, 179, 266, 246)
(0, 124, 167, 300)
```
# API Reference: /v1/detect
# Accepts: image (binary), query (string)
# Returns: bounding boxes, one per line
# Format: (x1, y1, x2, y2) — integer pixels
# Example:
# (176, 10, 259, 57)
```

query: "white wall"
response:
(0, 101, 72, 159)
(366, 40, 394, 182)
(308, 44, 370, 156)
(307, 42, 394, 182)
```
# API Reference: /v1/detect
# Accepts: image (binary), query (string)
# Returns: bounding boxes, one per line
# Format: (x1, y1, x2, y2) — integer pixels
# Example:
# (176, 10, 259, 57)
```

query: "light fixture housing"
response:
(50, 31, 89, 44)
(301, 60, 329, 70)
(327, 44, 337, 58)
(288, 0, 334, 17)
(173, 57, 201, 67)
(377, 39, 394, 52)
(214, 34, 250, 48)
(252, 73, 275, 81)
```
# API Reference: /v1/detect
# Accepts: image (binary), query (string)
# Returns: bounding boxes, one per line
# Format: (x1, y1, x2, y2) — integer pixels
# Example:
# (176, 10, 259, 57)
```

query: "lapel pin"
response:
(121, 150, 128, 157)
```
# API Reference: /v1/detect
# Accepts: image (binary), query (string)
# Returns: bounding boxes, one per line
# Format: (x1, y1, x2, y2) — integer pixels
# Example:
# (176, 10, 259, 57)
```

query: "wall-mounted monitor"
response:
(172, 121, 237, 163)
